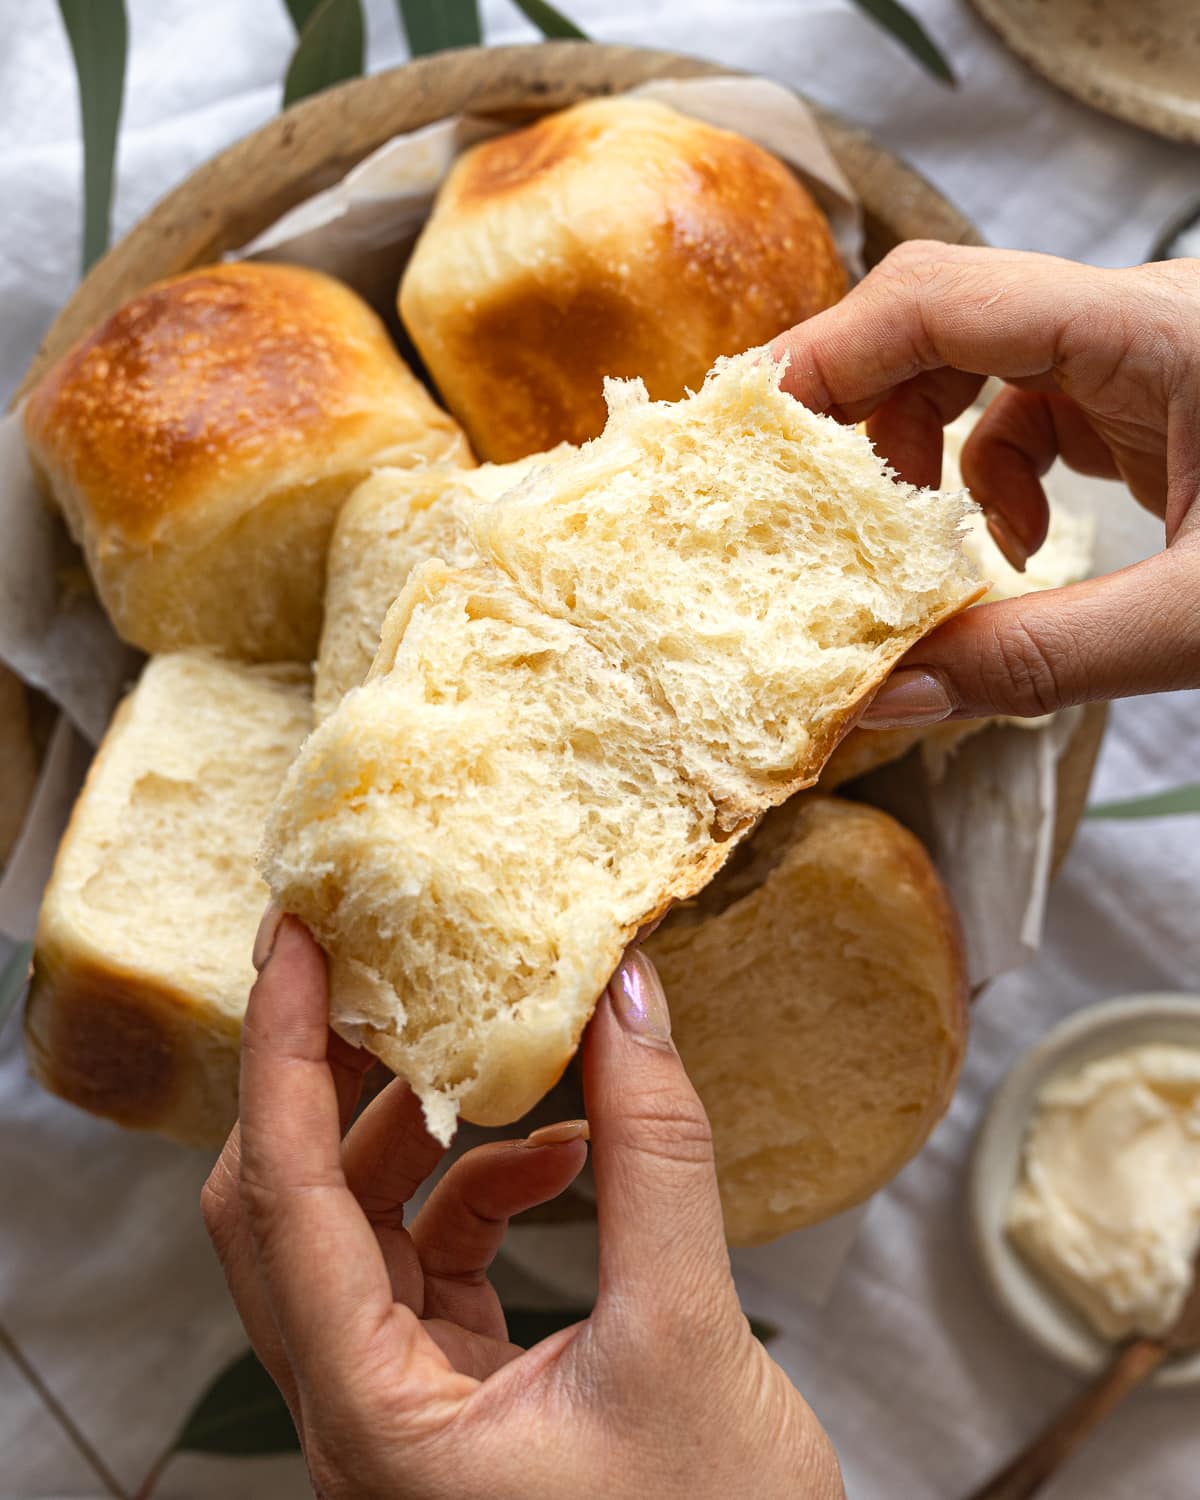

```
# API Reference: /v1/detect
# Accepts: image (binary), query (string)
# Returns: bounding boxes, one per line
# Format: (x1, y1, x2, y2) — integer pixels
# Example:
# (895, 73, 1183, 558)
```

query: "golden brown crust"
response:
(819, 717, 990, 791)
(25, 942, 238, 1148)
(24, 261, 470, 661)
(400, 98, 847, 461)
(25, 263, 447, 544)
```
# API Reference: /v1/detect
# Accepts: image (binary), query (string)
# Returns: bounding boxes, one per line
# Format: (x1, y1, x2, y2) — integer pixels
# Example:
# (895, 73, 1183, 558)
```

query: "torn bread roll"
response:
(26, 653, 310, 1146)
(399, 96, 846, 461)
(645, 795, 967, 1245)
(315, 449, 571, 722)
(262, 352, 983, 1144)
(23, 261, 470, 663)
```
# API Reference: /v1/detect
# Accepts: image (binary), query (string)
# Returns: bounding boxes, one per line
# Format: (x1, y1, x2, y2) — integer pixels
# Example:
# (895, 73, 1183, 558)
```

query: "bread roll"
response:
(399, 97, 847, 461)
(23, 262, 471, 662)
(26, 653, 310, 1146)
(315, 449, 570, 721)
(262, 351, 984, 1144)
(645, 796, 967, 1245)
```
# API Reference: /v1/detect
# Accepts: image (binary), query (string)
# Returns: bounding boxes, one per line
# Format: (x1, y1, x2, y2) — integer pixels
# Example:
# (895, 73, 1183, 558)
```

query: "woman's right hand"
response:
(771, 246, 1200, 725)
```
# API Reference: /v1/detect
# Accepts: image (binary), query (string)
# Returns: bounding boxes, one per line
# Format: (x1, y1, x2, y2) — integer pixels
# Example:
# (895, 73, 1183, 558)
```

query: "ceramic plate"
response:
(967, 993, 1200, 1389)
(971, 0, 1200, 145)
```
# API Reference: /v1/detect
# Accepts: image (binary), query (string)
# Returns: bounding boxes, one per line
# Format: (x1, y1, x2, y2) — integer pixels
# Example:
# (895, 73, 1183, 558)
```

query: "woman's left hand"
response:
(201, 916, 844, 1500)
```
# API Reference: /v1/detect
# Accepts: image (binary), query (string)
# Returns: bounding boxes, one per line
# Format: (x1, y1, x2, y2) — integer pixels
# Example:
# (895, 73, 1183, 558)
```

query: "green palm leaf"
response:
(849, 0, 955, 86)
(1087, 784, 1200, 820)
(284, 0, 366, 108)
(56, 0, 128, 272)
(509, 0, 586, 39)
(396, 0, 481, 56)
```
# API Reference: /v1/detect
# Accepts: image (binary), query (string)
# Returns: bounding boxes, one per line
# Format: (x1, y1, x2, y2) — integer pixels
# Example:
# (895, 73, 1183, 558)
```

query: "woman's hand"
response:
(201, 916, 844, 1500)
(771, 244, 1200, 725)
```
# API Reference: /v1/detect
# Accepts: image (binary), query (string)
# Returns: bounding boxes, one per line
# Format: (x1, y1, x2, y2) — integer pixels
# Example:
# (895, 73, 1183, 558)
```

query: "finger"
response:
(864, 367, 984, 487)
(863, 547, 1198, 722)
(960, 387, 1119, 564)
(412, 1132, 588, 1336)
(327, 1029, 381, 1134)
(583, 952, 737, 1335)
(238, 917, 432, 1388)
(340, 1076, 446, 1307)
(770, 244, 1115, 418)
(421, 1319, 524, 1381)
(201, 1124, 300, 1415)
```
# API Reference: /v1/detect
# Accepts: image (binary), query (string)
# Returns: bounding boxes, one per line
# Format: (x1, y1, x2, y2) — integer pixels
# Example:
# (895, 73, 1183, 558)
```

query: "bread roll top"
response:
(25, 262, 465, 549)
(399, 97, 847, 461)
(24, 261, 471, 661)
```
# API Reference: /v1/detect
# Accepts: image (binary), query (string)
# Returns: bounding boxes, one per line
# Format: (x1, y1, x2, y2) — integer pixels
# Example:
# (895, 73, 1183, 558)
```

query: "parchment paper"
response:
(0, 73, 1154, 1310)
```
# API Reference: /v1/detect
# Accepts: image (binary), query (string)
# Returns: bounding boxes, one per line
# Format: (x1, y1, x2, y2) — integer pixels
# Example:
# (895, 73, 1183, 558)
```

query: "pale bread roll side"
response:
(315, 448, 571, 721)
(262, 351, 984, 1145)
(645, 795, 967, 1245)
(26, 653, 311, 1145)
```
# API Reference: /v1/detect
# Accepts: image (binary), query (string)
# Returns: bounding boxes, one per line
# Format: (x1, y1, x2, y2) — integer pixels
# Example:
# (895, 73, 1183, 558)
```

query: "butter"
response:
(1006, 1044, 1200, 1340)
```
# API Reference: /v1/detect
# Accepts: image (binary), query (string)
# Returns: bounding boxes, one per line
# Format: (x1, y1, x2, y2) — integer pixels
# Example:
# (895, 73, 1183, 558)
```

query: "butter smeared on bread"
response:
(261, 352, 985, 1144)
(27, 654, 311, 1145)
(646, 796, 967, 1244)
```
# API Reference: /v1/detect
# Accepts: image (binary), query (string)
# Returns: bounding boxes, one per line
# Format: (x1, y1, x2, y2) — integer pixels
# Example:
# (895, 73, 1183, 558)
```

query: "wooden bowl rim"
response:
(16, 39, 982, 397)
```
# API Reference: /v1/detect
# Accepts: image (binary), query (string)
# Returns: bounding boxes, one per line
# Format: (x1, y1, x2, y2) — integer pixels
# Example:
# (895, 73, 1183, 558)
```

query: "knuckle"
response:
(874, 238, 946, 280)
(618, 1092, 716, 1171)
(986, 614, 1078, 715)
(237, 1164, 283, 1233)
(200, 1161, 240, 1247)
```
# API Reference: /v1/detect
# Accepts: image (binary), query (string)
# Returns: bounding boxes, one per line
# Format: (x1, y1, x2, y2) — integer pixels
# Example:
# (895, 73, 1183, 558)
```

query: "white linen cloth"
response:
(1, 2, 1197, 1495)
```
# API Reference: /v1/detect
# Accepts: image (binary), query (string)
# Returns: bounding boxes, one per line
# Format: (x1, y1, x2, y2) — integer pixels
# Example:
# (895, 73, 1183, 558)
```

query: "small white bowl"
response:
(967, 992, 1200, 1390)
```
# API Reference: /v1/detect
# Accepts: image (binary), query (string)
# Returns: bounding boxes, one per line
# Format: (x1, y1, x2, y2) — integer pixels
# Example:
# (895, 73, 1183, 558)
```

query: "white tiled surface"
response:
(2, 2, 1198, 1496)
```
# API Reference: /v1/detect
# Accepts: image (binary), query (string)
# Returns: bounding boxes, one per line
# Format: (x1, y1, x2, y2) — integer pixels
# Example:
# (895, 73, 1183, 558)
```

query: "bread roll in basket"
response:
(13, 46, 1105, 1249)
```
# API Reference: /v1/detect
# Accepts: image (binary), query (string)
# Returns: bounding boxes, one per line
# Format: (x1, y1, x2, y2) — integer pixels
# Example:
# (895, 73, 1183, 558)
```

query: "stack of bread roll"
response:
(16, 97, 1086, 1247)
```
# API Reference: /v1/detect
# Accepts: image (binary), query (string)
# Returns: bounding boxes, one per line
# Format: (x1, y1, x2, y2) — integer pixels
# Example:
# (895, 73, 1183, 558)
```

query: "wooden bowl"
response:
(12, 40, 1104, 860)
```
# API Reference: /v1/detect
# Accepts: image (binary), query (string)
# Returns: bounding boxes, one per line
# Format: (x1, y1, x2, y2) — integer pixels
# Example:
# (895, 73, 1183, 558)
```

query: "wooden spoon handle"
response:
(965, 1339, 1169, 1500)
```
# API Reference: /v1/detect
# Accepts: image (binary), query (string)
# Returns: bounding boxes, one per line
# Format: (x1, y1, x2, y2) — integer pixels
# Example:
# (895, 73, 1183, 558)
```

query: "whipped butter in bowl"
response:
(968, 995, 1200, 1387)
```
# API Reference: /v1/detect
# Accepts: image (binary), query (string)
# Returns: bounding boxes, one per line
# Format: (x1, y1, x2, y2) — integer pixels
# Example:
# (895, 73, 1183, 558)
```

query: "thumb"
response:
(860, 549, 1200, 725)
(582, 950, 738, 1329)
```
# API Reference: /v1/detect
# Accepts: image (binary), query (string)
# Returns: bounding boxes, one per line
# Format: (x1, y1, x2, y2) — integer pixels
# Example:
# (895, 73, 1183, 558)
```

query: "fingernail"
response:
(859, 668, 955, 730)
(633, 910, 668, 944)
(985, 509, 1028, 573)
(252, 900, 283, 972)
(525, 1118, 590, 1148)
(608, 950, 672, 1047)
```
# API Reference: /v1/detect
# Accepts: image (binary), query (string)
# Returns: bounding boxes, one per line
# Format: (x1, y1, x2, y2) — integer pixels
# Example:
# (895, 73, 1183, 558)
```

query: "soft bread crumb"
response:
(262, 350, 984, 1143)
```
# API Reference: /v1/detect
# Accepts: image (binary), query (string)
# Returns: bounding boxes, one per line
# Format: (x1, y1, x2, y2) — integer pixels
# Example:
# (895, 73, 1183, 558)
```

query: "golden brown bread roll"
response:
(645, 795, 967, 1245)
(24, 262, 471, 662)
(399, 97, 847, 461)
